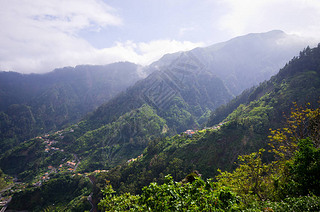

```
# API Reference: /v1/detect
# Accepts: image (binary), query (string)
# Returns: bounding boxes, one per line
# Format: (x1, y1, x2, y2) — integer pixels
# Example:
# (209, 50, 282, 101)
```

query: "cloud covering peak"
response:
(0, 0, 319, 73)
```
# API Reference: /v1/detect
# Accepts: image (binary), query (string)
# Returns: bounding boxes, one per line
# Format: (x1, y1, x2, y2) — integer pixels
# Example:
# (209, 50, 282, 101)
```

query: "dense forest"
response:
(1, 38, 320, 211)
(96, 45, 320, 211)
(86, 44, 320, 194)
(0, 62, 143, 154)
(98, 104, 320, 211)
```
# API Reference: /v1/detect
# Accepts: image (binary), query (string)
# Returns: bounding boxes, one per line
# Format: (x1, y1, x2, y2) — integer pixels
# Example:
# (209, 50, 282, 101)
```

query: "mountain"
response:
(0, 62, 144, 153)
(2, 36, 319, 211)
(0, 62, 230, 178)
(69, 31, 312, 166)
(0, 31, 314, 179)
(92, 44, 320, 195)
(150, 30, 311, 96)
(86, 56, 232, 133)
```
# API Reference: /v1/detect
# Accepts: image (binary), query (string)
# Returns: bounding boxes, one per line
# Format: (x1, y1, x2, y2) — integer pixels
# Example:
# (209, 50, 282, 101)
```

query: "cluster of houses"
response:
(33, 159, 79, 187)
(35, 134, 65, 153)
(183, 122, 227, 137)
(127, 154, 144, 163)
(33, 166, 57, 186)
(39, 128, 77, 153)
(184, 129, 197, 136)
(64, 161, 76, 172)
(92, 170, 108, 174)
(42, 139, 64, 152)
(209, 122, 226, 130)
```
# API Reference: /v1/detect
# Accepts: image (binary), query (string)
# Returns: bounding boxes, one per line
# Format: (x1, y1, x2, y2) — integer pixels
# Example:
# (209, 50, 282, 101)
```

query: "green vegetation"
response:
(8, 174, 92, 211)
(0, 62, 142, 154)
(0, 104, 168, 179)
(1, 44, 320, 210)
(208, 45, 320, 127)
(0, 137, 73, 181)
(0, 168, 12, 190)
(99, 175, 240, 211)
(98, 102, 320, 211)
(94, 45, 320, 210)
(72, 104, 168, 171)
(84, 62, 233, 135)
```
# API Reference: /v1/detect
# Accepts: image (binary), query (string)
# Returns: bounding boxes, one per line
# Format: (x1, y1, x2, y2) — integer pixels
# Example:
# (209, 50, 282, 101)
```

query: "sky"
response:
(0, 0, 320, 73)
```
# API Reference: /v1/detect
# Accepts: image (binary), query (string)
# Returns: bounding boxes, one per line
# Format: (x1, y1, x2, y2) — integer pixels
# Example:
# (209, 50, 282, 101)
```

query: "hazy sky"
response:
(1, 0, 320, 73)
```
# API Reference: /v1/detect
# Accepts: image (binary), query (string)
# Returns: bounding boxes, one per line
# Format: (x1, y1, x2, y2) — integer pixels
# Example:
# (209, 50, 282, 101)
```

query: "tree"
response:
(269, 102, 320, 160)
(286, 138, 320, 196)
(216, 149, 274, 204)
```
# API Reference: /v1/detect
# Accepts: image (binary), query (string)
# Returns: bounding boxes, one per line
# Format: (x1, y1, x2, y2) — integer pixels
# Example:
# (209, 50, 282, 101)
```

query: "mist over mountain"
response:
(150, 30, 311, 96)
(3, 30, 311, 174)
(86, 31, 311, 131)
(0, 62, 144, 153)
(0, 30, 313, 162)
(87, 43, 320, 196)
(1, 29, 319, 211)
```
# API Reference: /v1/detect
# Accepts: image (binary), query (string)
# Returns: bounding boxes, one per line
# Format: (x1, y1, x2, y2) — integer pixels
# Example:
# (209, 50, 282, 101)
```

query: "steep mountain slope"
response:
(0, 61, 231, 177)
(86, 56, 232, 133)
(97, 44, 320, 194)
(207, 45, 320, 126)
(76, 31, 311, 153)
(150, 30, 311, 96)
(0, 31, 313, 179)
(0, 62, 144, 153)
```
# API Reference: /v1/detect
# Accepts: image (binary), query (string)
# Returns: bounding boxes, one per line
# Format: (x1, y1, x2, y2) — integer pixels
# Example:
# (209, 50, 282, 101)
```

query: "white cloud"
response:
(70, 40, 204, 68)
(135, 40, 204, 64)
(0, 0, 203, 73)
(0, 0, 122, 73)
(2, 0, 319, 74)
(179, 27, 196, 36)
(219, 0, 320, 40)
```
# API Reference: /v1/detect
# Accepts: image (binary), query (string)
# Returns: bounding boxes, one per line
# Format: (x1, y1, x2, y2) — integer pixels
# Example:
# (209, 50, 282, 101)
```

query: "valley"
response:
(0, 31, 319, 211)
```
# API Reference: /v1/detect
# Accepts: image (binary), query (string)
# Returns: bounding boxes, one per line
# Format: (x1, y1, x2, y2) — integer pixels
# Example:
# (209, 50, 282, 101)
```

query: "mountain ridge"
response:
(0, 62, 144, 153)
(94, 43, 320, 195)
(0, 30, 315, 176)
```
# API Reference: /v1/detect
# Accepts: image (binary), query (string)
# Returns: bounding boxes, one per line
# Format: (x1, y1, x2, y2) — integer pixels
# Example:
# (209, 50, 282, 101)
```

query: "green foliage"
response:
(216, 149, 275, 204)
(269, 102, 320, 160)
(0, 168, 12, 190)
(99, 175, 240, 211)
(0, 104, 168, 177)
(0, 63, 142, 155)
(4, 44, 320, 210)
(98, 102, 319, 211)
(207, 86, 256, 126)
(8, 174, 92, 211)
(73, 104, 168, 171)
(216, 102, 320, 197)
(98, 183, 141, 211)
(285, 138, 320, 196)
(208, 45, 320, 133)
(0, 138, 73, 181)
(245, 195, 320, 211)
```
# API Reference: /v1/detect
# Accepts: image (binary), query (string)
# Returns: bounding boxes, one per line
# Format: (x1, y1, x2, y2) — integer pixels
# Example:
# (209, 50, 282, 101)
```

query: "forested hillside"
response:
(94, 44, 320, 196)
(1, 34, 316, 181)
(1, 35, 318, 211)
(150, 30, 309, 96)
(98, 104, 320, 211)
(93, 44, 320, 211)
(0, 59, 231, 178)
(0, 62, 143, 153)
